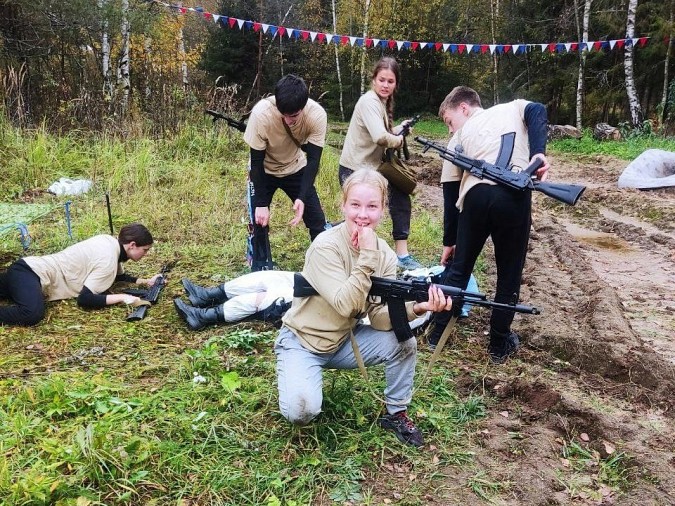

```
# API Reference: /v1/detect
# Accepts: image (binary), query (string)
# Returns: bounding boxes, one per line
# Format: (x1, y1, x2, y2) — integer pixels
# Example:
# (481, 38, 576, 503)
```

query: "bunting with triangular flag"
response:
(147, 1, 655, 56)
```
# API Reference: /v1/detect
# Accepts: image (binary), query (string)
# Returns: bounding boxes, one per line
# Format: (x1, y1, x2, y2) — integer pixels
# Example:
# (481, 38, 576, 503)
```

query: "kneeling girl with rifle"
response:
(275, 170, 453, 448)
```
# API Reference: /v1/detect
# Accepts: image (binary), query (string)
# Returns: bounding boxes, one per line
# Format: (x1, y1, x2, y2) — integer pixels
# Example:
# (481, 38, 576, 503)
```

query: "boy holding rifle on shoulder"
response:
(428, 86, 550, 363)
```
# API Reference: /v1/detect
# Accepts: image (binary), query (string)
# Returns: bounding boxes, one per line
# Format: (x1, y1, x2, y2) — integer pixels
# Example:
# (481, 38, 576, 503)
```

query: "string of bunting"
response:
(148, 1, 656, 55)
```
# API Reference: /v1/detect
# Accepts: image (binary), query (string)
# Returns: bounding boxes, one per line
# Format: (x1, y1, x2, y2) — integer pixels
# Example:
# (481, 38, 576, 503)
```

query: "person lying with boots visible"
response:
(173, 270, 294, 330)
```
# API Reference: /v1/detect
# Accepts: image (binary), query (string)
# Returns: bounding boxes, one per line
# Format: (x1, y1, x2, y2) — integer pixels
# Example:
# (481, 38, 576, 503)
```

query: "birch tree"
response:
(117, 0, 130, 111)
(490, 0, 500, 104)
(331, 0, 345, 120)
(178, 24, 189, 90)
(661, 1, 673, 123)
(359, 0, 372, 96)
(624, 0, 642, 128)
(98, 0, 113, 99)
(575, 0, 592, 129)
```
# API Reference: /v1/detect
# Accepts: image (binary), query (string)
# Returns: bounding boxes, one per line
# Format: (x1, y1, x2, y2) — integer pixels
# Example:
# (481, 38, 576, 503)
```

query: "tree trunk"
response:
(144, 36, 152, 100)
(661, 1, 674, 124)
(490, 0, 499, 104)
(624, 0, 642, 128)
(99, 0, 113, 100)
(331, 0, 345, 121)
(359, 0, 371, 96)
(575, 0, 592, 130)
(178, 24, 189, 91)
(117, 0, 130, 111)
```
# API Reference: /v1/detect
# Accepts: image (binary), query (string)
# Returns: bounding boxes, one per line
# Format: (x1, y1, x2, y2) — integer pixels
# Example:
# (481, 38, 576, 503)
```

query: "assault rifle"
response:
(204, 109, 247, 132)
(293, 273, 539, 343)
(415, 133, 586, 206)
(204, 109, 274, 270)
(397, 114, 421, 161)
(125, 262, 174, 322)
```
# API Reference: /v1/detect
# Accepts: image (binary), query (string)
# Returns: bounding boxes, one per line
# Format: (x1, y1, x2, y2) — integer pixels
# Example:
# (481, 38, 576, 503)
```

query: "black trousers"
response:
(430, 183, 532, 342)
(338, 166, 411, 241)
(258, 168, 326, 241)
(0, 259, 45, 326)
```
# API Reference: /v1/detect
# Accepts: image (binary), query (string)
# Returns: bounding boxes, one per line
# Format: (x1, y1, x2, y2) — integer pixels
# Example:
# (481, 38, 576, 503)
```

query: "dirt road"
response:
(404, 151, 675, 504)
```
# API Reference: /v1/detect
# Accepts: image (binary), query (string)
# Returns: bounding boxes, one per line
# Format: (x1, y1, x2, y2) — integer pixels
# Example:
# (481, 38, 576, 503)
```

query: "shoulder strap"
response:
(267, 97, 302, 148)
(281, 118, 302, 148)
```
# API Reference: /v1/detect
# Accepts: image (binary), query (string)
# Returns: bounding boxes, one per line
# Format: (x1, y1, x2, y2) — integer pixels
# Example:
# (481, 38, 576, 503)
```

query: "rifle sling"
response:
(281, 119, 302, 148)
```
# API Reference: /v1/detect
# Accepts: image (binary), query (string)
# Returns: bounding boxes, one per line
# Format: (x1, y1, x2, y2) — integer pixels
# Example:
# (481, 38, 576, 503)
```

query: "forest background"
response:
(1, 0, 675, 136)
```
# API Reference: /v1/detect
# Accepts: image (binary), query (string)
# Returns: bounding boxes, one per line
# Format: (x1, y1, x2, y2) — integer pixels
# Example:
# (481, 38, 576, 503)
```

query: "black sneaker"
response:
(488, 331, 520, 364)
(378, 411, 424, 447)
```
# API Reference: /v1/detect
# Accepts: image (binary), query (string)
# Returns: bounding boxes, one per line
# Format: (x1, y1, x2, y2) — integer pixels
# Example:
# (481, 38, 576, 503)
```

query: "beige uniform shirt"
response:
(244, 97, 327, 176)
(282, 223, 417, 354)
(339, 90, 403, 171)
(441, 100, 531, 211)
(23, 235, 122, 301)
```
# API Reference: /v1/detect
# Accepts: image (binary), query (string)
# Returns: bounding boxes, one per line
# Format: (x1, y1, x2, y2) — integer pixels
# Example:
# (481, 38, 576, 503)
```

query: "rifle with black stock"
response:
(204, 108, 274, 271)
(204, 109, 247, 133)
(415, 133, 586, 206)
(293, 273, 539, 343)
(126, 262, 174, 322)
(395, 114, 421, 161)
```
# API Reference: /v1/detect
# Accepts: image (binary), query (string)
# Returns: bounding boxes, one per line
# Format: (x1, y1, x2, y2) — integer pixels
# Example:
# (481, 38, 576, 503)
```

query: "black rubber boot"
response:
(181, 278, 228, 307)
(174, 298, 225, 331)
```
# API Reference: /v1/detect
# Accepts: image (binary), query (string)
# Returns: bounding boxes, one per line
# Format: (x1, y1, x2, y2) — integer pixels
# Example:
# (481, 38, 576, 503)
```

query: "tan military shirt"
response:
(282, 223, 417, 354)
(244, 97, 327, 176)
(23, 235, 122, 301)
(339, 90, 403, 171)
(441, 100, 532, 211)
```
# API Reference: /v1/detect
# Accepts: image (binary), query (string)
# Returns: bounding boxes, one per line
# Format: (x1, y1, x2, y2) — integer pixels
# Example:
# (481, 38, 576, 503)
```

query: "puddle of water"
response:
(564, 222, 632, 252)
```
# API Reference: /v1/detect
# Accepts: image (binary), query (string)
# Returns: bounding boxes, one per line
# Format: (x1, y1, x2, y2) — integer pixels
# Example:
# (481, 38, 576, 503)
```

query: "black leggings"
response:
(0, 259, 45, 326)
(430, 184, 531, 341)
(338, 166, 412, 241)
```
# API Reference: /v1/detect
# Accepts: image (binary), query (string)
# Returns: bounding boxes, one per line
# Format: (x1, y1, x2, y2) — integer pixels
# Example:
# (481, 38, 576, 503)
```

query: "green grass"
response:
(1, 115, 658, 504)
(549, 129, 675, 160)
(0, 118, 483, 505)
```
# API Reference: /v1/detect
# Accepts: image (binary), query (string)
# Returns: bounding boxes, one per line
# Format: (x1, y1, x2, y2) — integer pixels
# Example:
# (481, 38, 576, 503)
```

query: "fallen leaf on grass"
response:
(499, 411, 509, 418)
(580, 432, 590, 441)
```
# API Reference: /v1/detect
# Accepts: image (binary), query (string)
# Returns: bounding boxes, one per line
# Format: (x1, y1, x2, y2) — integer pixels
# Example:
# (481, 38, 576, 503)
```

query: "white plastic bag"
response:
(48, 177, 93, 196)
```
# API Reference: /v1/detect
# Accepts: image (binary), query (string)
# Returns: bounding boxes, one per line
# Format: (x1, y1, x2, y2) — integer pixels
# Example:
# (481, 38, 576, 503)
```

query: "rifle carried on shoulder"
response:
(205, 109, 247, 133)
(126, 262, 174, 322)
(293, 273, 539, 343)
(415, 133, 586, 206)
